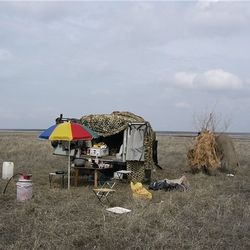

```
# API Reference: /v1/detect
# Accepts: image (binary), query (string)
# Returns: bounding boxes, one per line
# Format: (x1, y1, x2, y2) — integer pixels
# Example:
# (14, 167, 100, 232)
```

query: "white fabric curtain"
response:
(126, 124, 147, 161)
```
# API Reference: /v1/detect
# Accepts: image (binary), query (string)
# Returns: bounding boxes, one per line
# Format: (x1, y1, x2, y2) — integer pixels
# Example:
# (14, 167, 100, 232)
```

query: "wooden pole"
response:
(94, 169, 98, 188)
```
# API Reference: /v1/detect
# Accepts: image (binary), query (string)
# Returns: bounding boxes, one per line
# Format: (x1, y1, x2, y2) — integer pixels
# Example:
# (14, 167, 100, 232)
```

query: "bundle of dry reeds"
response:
(188, 130, 220, 172)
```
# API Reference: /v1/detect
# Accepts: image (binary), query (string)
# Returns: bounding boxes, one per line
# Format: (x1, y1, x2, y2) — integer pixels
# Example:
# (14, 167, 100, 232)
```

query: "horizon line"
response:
(0, 129, 250, 134)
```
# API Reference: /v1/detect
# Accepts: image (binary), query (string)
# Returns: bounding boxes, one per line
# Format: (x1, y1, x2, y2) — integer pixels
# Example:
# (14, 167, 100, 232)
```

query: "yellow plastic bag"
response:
(130, 182, 152, 200)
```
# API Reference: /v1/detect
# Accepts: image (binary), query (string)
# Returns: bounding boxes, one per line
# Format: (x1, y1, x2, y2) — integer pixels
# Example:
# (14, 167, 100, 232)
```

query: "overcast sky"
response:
(1, 1, 250, 132)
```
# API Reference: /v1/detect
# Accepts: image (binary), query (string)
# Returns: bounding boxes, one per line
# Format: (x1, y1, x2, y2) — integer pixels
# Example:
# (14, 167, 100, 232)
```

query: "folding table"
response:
(74, 165, 113, 188)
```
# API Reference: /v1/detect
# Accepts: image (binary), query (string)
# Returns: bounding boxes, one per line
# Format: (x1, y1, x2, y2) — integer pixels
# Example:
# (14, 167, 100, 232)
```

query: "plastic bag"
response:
(130, 182, 152, 200)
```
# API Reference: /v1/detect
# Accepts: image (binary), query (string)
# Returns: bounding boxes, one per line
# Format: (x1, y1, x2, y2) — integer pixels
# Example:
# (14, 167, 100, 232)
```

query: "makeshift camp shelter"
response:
(79, 111, 158, 181)
(51, 112, 158, 182)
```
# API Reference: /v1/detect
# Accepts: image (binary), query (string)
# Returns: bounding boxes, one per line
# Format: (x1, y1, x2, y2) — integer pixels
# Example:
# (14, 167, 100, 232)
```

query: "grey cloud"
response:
(0, 49, 12, 61)
(0, 1, 250, 131)
(191, 1, 250, 37)
(174, 69, 242, 90)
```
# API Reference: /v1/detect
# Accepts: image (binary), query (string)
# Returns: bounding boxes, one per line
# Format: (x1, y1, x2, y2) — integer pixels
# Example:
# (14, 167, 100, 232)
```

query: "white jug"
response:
(2, 162, 14, 179)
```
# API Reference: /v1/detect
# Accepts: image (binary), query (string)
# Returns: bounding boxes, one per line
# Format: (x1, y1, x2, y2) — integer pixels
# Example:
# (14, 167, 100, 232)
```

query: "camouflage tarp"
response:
(80, 111, 145, 137)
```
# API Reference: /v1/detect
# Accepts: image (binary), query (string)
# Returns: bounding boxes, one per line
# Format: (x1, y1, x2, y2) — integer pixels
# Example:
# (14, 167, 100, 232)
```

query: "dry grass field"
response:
(0, 132, 249, 250)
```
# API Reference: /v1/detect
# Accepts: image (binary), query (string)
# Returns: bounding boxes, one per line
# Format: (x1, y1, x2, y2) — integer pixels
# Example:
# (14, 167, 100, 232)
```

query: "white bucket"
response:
(2, 161, 14, 179)
(16, 180, 33, 202)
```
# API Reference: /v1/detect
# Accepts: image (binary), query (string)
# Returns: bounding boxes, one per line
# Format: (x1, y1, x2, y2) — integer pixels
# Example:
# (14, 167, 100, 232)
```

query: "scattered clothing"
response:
(149, 175, 190, 191)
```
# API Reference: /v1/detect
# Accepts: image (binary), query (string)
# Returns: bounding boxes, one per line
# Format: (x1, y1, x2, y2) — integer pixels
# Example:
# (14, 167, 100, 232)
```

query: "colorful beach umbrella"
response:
(39, 121, 97, 189)
(39, 122, 97, 140)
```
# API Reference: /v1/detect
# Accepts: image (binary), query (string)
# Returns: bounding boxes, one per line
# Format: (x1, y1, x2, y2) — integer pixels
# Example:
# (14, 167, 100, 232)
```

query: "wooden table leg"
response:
(94, 169, 98, 188)
(75, 169, 79, 187)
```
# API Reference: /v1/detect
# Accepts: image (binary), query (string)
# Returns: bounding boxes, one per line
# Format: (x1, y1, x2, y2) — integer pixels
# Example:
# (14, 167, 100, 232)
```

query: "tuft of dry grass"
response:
(0, 132, 250, 250)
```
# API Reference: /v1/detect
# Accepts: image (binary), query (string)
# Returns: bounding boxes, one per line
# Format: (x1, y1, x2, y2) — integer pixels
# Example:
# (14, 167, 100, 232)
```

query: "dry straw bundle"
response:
(188, 130, 220, 172)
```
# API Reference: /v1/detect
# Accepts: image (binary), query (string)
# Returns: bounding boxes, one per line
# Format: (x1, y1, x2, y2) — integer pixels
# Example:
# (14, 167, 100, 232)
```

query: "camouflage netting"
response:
(127, 162, 145, 182)
(80, 111, 145, 137)
(80, 111, 156, 181)
(187, 130, 220, 172)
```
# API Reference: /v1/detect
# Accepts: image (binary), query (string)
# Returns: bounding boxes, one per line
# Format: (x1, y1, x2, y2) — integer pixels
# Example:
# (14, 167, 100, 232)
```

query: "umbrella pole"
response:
(68, 141, 71, 190)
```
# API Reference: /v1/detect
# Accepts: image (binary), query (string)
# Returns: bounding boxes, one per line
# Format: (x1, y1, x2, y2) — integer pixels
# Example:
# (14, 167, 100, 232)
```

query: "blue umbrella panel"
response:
(39, 124, 57, 139)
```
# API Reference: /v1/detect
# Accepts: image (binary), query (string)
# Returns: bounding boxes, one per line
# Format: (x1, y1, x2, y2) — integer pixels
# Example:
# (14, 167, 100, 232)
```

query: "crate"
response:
(89, 147, 109, 157)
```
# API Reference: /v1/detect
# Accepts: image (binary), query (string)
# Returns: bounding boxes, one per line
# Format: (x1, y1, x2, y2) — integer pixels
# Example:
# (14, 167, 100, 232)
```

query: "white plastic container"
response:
(89, 147, 109, 157)
(2, 161, 14, 179)
(113, 171, 123, 180)
(16, 180, 33, 202)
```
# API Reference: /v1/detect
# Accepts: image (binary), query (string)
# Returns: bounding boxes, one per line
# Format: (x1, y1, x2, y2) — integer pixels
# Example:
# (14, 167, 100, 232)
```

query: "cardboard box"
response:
(89, 147, 109, 157)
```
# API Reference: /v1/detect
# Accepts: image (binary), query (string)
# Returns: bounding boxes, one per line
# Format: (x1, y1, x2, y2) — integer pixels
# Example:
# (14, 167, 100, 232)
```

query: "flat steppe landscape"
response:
(0, 132, 249, 250)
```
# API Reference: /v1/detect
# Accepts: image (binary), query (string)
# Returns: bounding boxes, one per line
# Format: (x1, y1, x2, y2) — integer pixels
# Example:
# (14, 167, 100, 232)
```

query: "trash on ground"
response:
(131, 182, 152, 200)
(226, 173, 235, 177)
(106, 207, 131, 214)
(149, 175, 190, 191)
